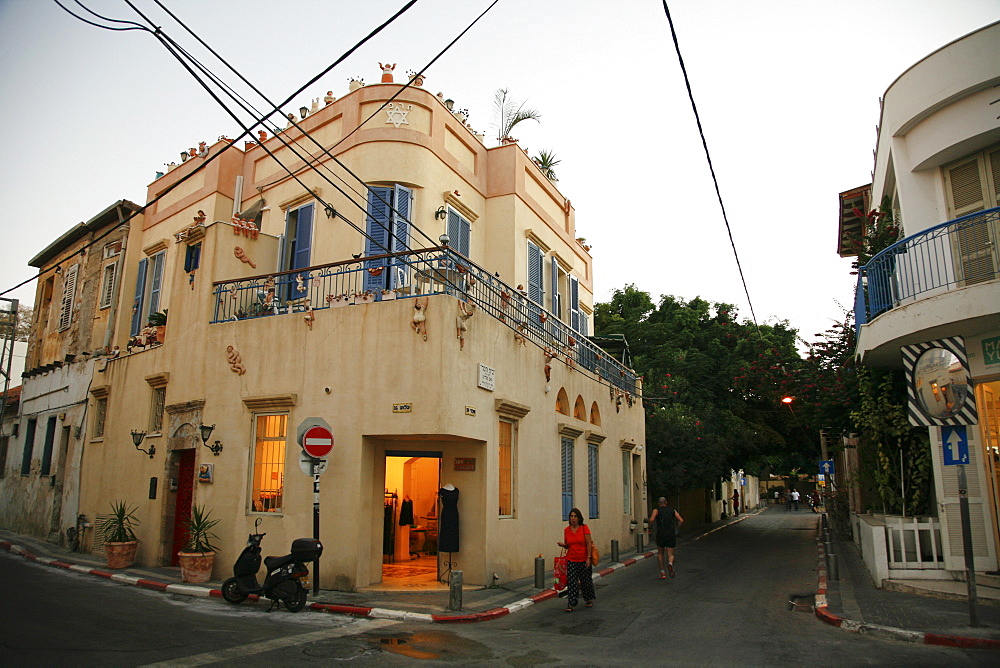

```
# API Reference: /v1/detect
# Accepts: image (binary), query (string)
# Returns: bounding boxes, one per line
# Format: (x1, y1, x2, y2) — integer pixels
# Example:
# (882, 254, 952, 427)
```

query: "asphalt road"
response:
(2, 508, 998, 666)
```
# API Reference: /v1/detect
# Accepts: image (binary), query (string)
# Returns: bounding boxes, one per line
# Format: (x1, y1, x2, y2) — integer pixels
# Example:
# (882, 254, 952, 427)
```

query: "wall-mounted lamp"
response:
(200, 423, 223, 456)
(299, 106, 309, 119)
(434, 206, 447, 220)
(438, 233, 450, 247)
(131, 430, 155, 458)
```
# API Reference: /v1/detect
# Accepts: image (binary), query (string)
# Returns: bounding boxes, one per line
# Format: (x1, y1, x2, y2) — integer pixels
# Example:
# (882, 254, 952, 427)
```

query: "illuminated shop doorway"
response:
(382, 451, 441, 588)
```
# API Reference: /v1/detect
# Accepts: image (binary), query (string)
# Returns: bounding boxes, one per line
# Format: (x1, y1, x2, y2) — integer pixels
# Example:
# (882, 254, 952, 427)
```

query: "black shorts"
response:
(656, 533, 676, 548)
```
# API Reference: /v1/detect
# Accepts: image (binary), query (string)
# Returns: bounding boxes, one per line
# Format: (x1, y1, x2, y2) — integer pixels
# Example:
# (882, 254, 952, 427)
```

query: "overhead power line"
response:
(660, 1, 760, 333)
(3, 0, 418, 298)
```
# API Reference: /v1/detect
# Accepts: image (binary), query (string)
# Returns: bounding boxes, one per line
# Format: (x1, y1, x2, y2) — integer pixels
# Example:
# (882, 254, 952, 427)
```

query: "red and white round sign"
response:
(302, 425, 334, 458)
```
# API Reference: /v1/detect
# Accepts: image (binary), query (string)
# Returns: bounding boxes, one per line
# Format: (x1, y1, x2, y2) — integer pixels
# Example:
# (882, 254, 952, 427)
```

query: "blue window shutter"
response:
(390, 186, 412, 290)
(391, 185, 411, 253)
(289, 204, 314, 299)
(184, 244, 201, 272)
(365, 187, 393, 291)
(148, 252, 165, 318)
(561, 437, 574, 520)
(527, 242, 543, 303)
(588, 442, 599, 519)
(447, 210, 460, 261)
(570, 276, 580, 332)
(459, 217, 470, 257)
(293, 204, 314, 271)
(550, 257, 560, 317)
(20, 419, 37, 476)
(447, 210, 470, 258)
(130, 257, 148, 336)
(40, 416, 56, 477)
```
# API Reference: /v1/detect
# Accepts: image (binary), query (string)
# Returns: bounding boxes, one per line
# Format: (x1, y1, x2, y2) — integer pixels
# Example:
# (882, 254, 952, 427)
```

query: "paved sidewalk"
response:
(2, 520, 727, 623)
(813, 516, 1000, 650)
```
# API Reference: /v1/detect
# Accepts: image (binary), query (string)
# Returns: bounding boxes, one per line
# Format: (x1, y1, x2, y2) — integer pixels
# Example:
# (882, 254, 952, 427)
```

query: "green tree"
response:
(596, 286, 806, 495)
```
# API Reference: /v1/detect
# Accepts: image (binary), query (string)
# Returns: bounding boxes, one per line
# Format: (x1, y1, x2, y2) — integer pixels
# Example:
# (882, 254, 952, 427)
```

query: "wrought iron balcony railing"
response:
(854, 206, 999, 330)
(211, 248, 639, 394)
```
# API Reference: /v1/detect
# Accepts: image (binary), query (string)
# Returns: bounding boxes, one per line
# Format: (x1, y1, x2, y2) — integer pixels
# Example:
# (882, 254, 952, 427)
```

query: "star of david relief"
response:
(385, 103, 412, 128)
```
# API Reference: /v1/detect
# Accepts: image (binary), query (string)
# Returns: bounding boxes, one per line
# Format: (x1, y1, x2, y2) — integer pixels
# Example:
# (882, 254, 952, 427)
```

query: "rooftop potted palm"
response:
(178, 504, 221, 583)
(99, 500, 140, 569)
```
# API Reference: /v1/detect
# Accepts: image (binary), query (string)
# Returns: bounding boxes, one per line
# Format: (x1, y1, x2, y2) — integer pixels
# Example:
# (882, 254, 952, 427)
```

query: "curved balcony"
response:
(854, 207, 999, 365)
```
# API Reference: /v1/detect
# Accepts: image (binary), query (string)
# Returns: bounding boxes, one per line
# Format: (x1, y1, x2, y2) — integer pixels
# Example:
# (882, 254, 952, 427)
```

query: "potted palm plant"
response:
(178, 504, 221, 583)
(99, 500, 140, 569)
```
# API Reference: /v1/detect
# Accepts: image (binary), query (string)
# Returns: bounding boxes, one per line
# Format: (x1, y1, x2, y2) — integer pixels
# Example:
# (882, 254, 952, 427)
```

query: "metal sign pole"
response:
(312, 464, 320, 596)
(957, 464, 979, 627)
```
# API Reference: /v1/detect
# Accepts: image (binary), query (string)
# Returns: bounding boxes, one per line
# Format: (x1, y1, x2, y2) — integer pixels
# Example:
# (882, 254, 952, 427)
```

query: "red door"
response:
(171, 450, 195, 565)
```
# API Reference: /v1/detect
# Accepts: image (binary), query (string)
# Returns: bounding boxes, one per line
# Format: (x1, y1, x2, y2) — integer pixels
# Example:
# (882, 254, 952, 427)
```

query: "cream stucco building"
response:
(5, 75, 646, 590)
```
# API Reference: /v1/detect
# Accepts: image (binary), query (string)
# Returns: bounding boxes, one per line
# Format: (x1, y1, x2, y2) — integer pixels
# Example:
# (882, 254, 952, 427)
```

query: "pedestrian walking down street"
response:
(810, 490, 821, 513)
(732, 489, 740, 515)
(556, 507, 595, 611)
(785, 491, 792, 511)
(648, 496, 684, 579)
(791, 489, 800, 511)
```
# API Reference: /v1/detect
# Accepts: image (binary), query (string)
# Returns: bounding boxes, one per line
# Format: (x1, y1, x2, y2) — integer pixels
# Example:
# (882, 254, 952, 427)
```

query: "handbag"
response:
(591, 542, 600, 567)
(553, 551, 568, 591)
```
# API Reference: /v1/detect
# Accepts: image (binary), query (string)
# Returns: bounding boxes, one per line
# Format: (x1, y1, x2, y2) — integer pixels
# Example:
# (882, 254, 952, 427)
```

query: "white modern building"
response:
(840, 21, 1000, 581)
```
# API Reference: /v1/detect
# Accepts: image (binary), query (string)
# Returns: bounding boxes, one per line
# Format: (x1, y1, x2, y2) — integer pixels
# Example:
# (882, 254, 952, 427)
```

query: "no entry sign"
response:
(302, 425, 334, 458)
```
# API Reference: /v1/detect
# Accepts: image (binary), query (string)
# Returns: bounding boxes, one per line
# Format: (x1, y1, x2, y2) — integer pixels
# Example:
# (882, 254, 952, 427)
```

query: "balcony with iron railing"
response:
(211, 247, 639, 395)
(854, 207, 999, 336)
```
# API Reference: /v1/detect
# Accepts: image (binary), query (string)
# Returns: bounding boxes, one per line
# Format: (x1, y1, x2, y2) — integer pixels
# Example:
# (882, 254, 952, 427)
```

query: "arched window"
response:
(574, 395, 586, 420)
(590, 402, 601, 425)
(555, 388, 570, 415)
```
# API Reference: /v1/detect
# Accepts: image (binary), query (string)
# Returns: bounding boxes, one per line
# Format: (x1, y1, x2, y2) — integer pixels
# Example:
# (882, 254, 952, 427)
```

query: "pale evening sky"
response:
(1, 0, 997, 349)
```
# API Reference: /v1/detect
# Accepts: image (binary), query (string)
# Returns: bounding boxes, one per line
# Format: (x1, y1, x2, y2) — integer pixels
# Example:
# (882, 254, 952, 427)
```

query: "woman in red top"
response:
(557, 507, 595, 611)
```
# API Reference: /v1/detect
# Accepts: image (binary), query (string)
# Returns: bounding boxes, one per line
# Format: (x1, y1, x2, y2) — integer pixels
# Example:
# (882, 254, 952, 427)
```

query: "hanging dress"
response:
(398, 499, 414, 525)
(438, 486, 460, 552)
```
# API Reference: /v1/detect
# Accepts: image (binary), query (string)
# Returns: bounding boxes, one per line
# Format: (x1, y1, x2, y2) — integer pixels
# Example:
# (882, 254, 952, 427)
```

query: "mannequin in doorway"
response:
(438, 484, 460, 552)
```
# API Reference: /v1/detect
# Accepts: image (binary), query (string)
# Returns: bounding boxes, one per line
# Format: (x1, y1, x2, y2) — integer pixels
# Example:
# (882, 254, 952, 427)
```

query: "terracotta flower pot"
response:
(105, 541, 138, 569)
(178, 551, 215, 583)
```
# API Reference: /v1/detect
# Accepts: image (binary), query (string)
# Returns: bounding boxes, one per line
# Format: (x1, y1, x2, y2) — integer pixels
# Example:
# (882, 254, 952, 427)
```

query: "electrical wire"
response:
(660, 0, 759, 333)
(4, 0, 418, 297)
(71, 0, 147, 30)
(51, 0, 147, 31)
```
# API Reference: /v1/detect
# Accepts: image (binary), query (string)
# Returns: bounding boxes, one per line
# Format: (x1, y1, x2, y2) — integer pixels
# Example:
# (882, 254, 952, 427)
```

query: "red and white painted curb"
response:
(812, 525, 1000, 649)
(1, 537, 658, 624)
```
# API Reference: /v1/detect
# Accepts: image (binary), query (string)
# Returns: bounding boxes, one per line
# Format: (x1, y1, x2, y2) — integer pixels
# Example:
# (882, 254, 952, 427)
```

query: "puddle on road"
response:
(364, 630, 492, 661)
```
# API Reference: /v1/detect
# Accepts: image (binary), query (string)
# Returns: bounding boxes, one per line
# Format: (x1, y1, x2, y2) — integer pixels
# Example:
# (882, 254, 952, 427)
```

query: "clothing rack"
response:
(383, 491, 398, 560)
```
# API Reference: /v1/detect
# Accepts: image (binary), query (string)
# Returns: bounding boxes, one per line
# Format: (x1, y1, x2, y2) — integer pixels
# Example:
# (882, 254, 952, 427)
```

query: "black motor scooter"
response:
(221, 518, 323, 612)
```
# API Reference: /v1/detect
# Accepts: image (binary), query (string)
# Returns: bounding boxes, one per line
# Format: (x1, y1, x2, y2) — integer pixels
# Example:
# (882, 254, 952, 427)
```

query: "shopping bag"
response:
(553, 553, 568, 591)
(591, 543, 600, 567)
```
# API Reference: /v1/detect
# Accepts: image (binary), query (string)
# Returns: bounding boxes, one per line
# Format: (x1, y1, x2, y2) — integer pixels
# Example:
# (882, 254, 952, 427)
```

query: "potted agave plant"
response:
(99, 500, 140, 569)
(178, 504, 221, 583)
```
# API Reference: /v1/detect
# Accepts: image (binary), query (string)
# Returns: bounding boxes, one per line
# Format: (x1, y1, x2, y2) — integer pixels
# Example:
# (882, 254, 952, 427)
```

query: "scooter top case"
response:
(290, 538, 323, 562)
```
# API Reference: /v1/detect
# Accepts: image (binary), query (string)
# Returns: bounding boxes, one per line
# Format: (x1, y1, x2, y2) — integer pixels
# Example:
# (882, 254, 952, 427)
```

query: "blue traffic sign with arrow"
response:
(942, 425, 969, 465)
(819, 460, 835, 476)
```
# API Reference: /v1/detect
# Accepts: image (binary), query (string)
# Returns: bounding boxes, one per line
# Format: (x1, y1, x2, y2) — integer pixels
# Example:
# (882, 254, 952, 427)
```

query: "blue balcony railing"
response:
(211, 248, 639, 394)
(855, 207, 999, 330)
